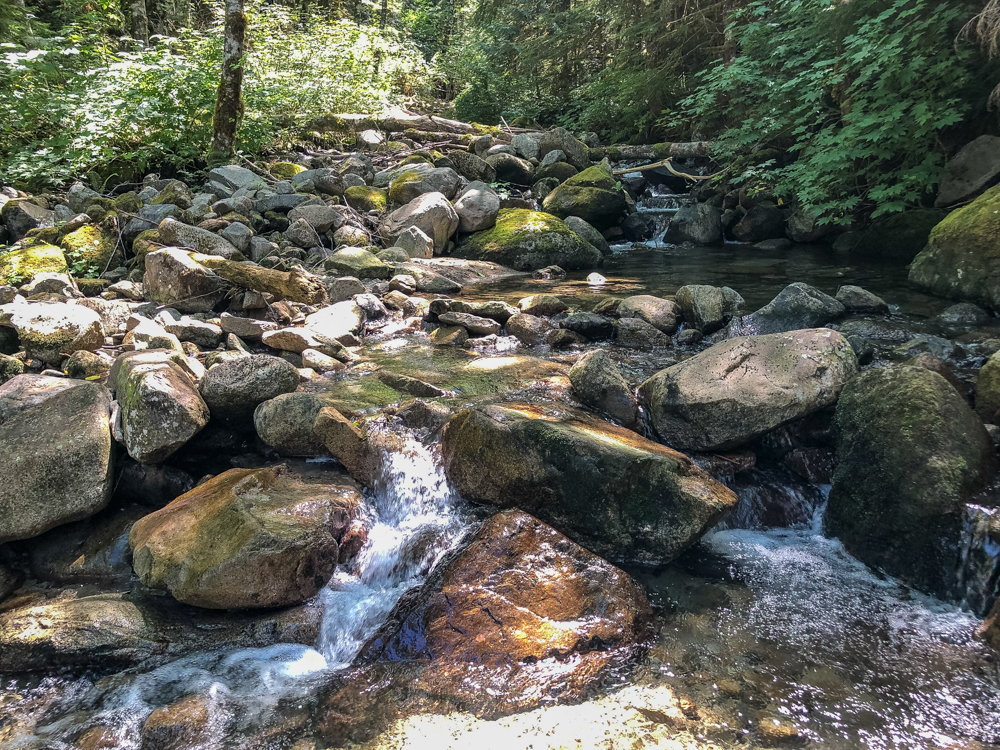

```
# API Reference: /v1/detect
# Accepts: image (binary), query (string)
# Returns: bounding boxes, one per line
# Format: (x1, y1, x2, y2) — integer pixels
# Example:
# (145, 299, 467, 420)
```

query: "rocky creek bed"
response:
(0, 128, 998, 749)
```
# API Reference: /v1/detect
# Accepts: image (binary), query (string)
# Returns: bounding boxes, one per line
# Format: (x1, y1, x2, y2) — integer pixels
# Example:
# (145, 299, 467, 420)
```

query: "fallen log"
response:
(193, 254, 329, 305)
(306, 113, 478, 136)
(592, 141, 713, 161)
(611, 159, 726, 181)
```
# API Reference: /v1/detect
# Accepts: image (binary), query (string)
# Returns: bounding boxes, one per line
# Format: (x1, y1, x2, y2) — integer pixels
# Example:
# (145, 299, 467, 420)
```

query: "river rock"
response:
(456, 208, 602, 271)
(0, 377, 113, 542)
(562, 311, 614, 339)
(144, 248, 227, 313)
(379, 192, 460, 253)
(288, 204, 348, 234)
(454, 181, 500, 233)
(324, 247, 391, 280)
(115, 351, 209, 464)
(305, 300, 365, 343)
(638, 328, 858, 451)
(446, 150, 496, 183)
(665, 202, 722, 245)
(389, 167, 461, 204)
(564, 215, 611, 254)
(505, 312, 555, 346)
(835, 285, 889, 314)
(1, 199, 54, 240)
(0, 589, 323, 671)
(732, 204, 786, 243)
(614, 317, 672, 349)
(976, 349, 1000, 423)
(725, 282, 845, 336)
(388, 226, 431, 260)
(542, 164, 627, 231)
(158, 218, 243, 260)
(437, 311, 501, 336)
(485, 153, 535, 186)
(0, 302, 105, 364)
(254, 393, 327, 456)
(200, 354, 300, 428)
(569, 349, 639, 429)
(935, 135, 1000, 207)
(825, 366, 997, 598)
(442, 403, 738, 565)
(357, 509, 652, 714)
(617, 294, 680, 334)
(130, 464, 363, 609)
(675, 284, 742, 333)
(909, 186, 1000, 307)
(537, 127, 590, 170)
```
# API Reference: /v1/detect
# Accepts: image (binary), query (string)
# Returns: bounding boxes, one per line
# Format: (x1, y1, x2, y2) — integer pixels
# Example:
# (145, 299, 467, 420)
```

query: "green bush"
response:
(0, 1, 431, 190)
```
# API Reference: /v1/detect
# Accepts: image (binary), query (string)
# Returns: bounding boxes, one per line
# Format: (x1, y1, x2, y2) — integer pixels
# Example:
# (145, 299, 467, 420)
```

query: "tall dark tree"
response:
(210, 0, 246, 161)
(130, 0, 149, 44)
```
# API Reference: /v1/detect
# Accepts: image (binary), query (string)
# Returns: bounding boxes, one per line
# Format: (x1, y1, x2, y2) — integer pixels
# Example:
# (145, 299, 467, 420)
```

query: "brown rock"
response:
(141, 695, 212, 750)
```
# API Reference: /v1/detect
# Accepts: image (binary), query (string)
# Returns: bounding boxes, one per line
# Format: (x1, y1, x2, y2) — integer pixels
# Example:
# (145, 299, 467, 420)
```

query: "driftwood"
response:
(306, 113, 477, 136)
(195, 255, 328, 305)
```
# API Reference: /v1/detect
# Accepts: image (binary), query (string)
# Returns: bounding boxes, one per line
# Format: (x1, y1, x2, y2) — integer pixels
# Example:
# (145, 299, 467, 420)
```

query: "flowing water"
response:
(3, 205, 1000, 747)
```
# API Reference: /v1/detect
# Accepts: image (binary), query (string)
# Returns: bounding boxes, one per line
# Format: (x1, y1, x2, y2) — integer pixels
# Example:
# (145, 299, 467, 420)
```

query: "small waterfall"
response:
(317, 422, 471, 667)
(957, 504, 1000, 617)
(716, 467, 828, 531)
(633, 185, 692, 246)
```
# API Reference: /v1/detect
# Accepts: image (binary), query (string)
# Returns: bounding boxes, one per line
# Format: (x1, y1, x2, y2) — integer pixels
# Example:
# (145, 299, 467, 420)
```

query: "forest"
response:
(3, 1, 1000, 749)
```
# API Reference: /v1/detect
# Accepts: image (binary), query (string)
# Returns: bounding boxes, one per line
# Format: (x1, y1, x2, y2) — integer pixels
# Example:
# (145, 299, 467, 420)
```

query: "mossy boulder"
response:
(60, 224, 121, 275)
(533, 162, 578, 184)
(23, 226, 60, 245)
(442, 402, 738, 566)
(454, 208, 603, 271)
(0, 243, 67, 285)
(344, 186, 388, 213)
(269, 161, 306, 181)
(825, 366, 997, 598)
(324, 246, 391, 279)
(114, 191, 142, 214)
(541, 163, 627, 231)
(150, 181, 193, 210)
(909, 187, 1000, 307)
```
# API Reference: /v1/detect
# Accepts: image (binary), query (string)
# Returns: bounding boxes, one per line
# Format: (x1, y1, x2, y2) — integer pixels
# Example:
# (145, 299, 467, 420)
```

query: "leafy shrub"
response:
(677, 0, 994, 222)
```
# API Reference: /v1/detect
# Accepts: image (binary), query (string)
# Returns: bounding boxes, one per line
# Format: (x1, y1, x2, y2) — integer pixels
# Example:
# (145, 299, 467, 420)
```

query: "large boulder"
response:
(541, 164, 628, 231)
(454, 181, 500, 233)
(379, 192, 460, 253)
(115, 351, 210, 464)
(0, 302, 105, 364)
(537, 127, 590, 171)
(638, 328, 858, 451)
(130, 465, 363, 609)
(909, 186, 1000, 307)
(724, 282, 844, 337)
(446, 150, 496, 183)
(485, 153, 535, 186)
(324, 247, 391, 280)
(0, 243, 67, 285)
(454, 208, 602, 271)
(617, 294, 680, 334)
(157, 218, 243, 260)
(936, 135, 1000, 207)
(254, 392, 327, 456)
(825, 366, 997, 598)
(1, 199, 54, 240)
(0, 377, 113, 542)
(199, 354, 300, 428)
(442, 403, 738, 565)
(388, 167, 461, 204)
(665, 202, 722, 245)
(675, 284, 743, 333)
(143, 248, 227, 313)
(358, 509, 651, 713)
(731, 204, 786, 243)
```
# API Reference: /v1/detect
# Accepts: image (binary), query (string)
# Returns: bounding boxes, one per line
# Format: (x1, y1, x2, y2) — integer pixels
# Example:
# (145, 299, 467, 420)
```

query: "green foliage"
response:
(64, 246, 101, 278)
(0, 0, 431, 190)
(677, 0, 994, 222)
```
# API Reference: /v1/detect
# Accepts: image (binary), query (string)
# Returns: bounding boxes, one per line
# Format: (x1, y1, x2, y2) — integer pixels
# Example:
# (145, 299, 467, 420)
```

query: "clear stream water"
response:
(2, 230, 1000, 747)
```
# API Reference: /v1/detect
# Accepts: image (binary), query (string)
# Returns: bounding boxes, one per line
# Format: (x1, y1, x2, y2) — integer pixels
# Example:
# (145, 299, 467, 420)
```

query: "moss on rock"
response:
(541, 163, 627, 230)
(344, 186, 388, 213)
(0, 243, 67, 285)
(454, 208, 603, 271)
(387, 171, 424, 205)
(269, 162, 307, 181)
(60, 224, 120, 276)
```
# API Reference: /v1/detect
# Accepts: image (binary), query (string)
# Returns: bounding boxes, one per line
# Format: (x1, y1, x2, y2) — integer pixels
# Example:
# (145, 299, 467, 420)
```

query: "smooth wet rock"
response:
(0, 377, 113, 542)
(517, 293, 567, 317)
(569, 349, 639, 429)
(115, 351, 210, 464)
(140, 695, 214, 750)
(617, 295, 680, 335)
(442, 403, 738, 565)
(936, 302, 991, 327)
(454, 181, 500, 233)
(130, 465, 362, 609)
(835, 285, 889, 314)
(564, 215, 611, 255)
(976, 349, 1000, 423)
(449, 299, 518, 323)
(437, 311, 501, 336)
(455, 209, 602, 271)
(506, 313, 555, 346)
(935, 135, 1000, 207)
(254, 393, 327, 456)
(639, 328, 858, 451)
(200, 354, 300, 429)
(725, 282, 845, 337)
(562, 311, 613, 339)
(357, 509, 652, 714)
(614, 317, 671, 349)
(430, 325, 468, 346)
(825, 366, 997, 598)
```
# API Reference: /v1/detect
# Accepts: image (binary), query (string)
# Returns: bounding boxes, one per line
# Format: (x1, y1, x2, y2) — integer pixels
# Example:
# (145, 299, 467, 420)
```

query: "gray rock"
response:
(638, 328, 858, 451)
(391, 262, 463, 294)
(254, 393, 327, 456)
(122, 203, 179, 243)
(390, 167, 462, 203)
(564, 216, 611, 255)
(219, 313, 279, 340)
(675, 284, 742, 333)
(569, 349, 639, 429)
(115, 351, 209, 464)
(393, 225, 435, 259)
(1, 200, 54, 240)
(506, 312, 554, 346)
(67, 183, 102, 213)
(252, 192, 311, 214)
(0, 302, 105, 364)
(284, 218, 322, 249)
(199, 354, 300, 428)
(446, 150, 496, 183)
(732, 204, 786, 243)
(562, 311, 614, 339)
(379, 192, 460, 252)
(162, 317, 223, 348)
(485, 153, 535, 186)
(540, 149, 566, 167)
(835, 285, 889, 315)
(287, 204, 348, 233)
(936, 135, 1000, 207)
(617, 295, 680, 334)
(614, 317, 671, 349)
(665, 202, 722, 245)
(325, 276, 366, 303)
(0, 378, 113, 542)
(219, 221, 253, 253)
(158, 218, 243, 260)
(207, 165, 267, 191)
(249, 235, 276, 263)
(454, 181, 500, 233)
(786, 208, 830, 243)
(305, 300, 365, 343)
(725, 282, 845, 337)
(935, 302, 990, 327)
(144, 248, 227, 313)
(537, 127, 590, 171)
(437, 311, 501, 336)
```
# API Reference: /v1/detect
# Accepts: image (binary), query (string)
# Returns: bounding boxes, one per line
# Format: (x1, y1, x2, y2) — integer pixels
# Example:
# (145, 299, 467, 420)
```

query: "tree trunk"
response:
(378, 0, 388, 28)
(210, 0, 246, 162)
(130, 0, 149, 43)
(195, 255, 329, 305)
